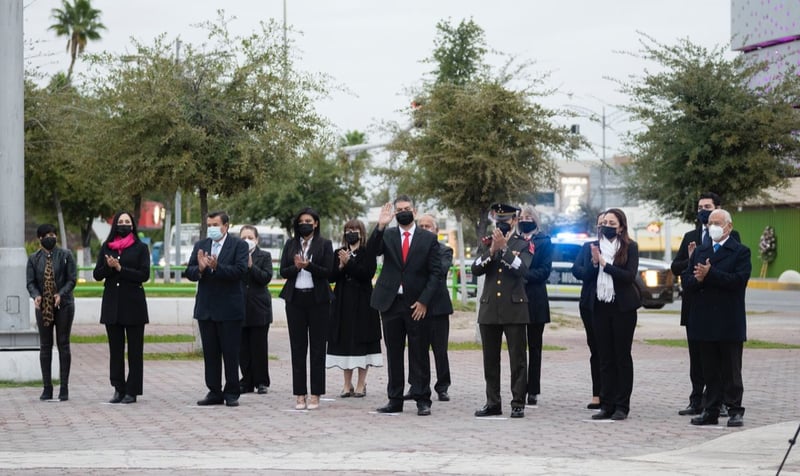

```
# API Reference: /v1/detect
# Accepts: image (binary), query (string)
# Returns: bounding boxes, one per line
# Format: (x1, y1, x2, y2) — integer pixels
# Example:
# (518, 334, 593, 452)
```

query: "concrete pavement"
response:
(1, 292, 799, 475)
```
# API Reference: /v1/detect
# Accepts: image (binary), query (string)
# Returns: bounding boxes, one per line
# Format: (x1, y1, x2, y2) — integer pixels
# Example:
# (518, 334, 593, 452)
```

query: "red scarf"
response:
(108, 234, 135, 253)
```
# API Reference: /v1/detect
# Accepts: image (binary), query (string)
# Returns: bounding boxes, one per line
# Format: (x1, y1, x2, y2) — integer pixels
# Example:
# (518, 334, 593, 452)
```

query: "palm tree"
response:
(48, 0, 106, 82)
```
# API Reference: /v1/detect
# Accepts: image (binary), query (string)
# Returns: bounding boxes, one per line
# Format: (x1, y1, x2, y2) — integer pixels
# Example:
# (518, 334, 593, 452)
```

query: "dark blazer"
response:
(242, 247, 273, 327)
(185, 235, 249, 321)
(472, 234, 532, 325)
(524, 233, 553, 324)
(329, 246, 381, 345)
(671, 227, 741, 326)
(571, 242, 595, 310)
(279, 236, 334, 304)
(428, 242, 454, 317)
(682, 237, 751, 342)
(367, 225, 442, 313)
(93, 240, 150, 325)
(26, 247, 77, 306)
(574, 239, 641, 313)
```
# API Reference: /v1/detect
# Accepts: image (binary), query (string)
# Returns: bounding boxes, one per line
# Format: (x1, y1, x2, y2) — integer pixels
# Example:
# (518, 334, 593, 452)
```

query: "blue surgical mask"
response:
(208, 226, 223, 241)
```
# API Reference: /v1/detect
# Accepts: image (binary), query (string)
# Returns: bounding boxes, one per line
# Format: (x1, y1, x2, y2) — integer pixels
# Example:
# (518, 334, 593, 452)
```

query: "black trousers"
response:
(699, 340, 744, 417)
(286, 295, 328, 396)
(686, 330, 705, 408)
(479, 323, 527, 408)
(105, 323, 145, 395)
(428, 314, 450, 394)
(240, 324, 271, 389)
(579, 305, 601, 397)
(382, 294, 431, 408)
(198, 319, 242, 398)
(36, 305, 74, 386)
(526, 322, 545, 396)
(593, 300, 637, 415)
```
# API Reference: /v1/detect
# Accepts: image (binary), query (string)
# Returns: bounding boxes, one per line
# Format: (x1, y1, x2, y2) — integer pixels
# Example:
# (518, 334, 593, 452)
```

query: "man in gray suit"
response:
(472, 204, 531, 418)
(185, 211, 249, 407)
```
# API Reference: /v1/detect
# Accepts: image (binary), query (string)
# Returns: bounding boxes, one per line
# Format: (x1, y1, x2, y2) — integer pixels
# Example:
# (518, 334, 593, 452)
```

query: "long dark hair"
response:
(292, 207, 321, 239)
(105, 210, 140, 244)
(603, 208, 631, 266)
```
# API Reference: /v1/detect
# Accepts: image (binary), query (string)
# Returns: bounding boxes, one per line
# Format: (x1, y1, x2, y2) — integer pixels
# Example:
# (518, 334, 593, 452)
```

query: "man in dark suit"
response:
(681, 209, 750, 427)
(671, 192, 741, 416)
(368, 195, 443, 416)
(472, 204, 532, 419)
(185, 211, 249, 407)
(416, 214, 454, 402)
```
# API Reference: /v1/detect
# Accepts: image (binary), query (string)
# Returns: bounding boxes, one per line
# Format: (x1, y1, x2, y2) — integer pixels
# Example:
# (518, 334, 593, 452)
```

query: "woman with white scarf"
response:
(585, 208, 640, 421)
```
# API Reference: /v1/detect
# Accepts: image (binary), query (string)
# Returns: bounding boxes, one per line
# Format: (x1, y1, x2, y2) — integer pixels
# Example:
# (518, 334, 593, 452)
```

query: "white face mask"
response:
(244, 238, 257, 252)
(707, 224, 725, 242)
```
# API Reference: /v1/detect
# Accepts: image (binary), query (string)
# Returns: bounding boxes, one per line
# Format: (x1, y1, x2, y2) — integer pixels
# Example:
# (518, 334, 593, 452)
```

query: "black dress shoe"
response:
(403, 392, 413, 401)
(437, 392, 450, 402)
(40, 386, 53, 401)
(690, 411, 719, 425)
(474, 404, 502, 417)
(239, 385, 254, 394)
(727, 414, 744, 427)
(417, 404, 431, 416)
(587, 402, 601, 410)
(678, 405, 701, 416)
(376, 403, 403, 413)
(58, 385, 69, 401)
(719, 405, 729, 418)
(225, 398, 239, 407)
(610, 410, 627, 420)
(591, 409, 613, 420)
(197, 393, 225, 406)
(527, 395, 537, 405)
(121, 395, 137, 404)
(257, 384, 269, 395)
(109, 391, 124, 404)
(510, 407, 525, 418)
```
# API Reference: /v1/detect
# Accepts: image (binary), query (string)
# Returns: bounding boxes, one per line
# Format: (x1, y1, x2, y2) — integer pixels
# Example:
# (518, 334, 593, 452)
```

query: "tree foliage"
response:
(618, 34, 800, 222)
(388, 18, 578, 240)
(48, 0, 106, 82)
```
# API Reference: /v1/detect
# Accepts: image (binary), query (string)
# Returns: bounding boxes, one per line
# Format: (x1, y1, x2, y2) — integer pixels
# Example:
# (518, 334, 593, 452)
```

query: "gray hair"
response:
(519, 205, 541, 231)
(709, 208, 732, 225)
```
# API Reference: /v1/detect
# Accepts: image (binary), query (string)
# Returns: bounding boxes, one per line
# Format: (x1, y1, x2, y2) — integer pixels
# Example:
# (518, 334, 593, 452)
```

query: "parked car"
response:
(548, 238, 675, 309)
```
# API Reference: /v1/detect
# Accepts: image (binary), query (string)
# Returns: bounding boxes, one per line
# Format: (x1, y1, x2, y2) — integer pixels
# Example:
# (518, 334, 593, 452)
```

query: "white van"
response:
(228, 224, 288, 263)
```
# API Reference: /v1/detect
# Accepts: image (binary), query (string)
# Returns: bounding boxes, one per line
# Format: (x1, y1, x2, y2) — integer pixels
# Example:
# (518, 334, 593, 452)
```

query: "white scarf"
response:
(596, 236, 619, 303)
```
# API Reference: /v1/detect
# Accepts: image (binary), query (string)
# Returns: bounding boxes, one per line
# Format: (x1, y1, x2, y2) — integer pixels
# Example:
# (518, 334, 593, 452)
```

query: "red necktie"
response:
(402, 231, 410, 263)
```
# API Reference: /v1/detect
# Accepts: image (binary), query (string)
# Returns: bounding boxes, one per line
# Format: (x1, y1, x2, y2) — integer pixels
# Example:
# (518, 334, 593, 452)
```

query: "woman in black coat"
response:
(238, 225, 273, 395)
(325, 219, 382, 399)
(279, 207, 334, 410)
(582, 208, 640, 421)
(93, 211, 150, 404)
(518, 206, 553, 406)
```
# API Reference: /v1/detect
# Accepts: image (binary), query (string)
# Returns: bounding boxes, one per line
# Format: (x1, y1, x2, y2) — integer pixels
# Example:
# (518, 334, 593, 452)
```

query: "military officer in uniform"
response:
(471, 204, 532, 418)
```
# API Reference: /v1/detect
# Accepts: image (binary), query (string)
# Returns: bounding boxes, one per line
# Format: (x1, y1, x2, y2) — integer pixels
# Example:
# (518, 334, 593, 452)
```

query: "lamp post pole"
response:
(0, 0, 37, 351)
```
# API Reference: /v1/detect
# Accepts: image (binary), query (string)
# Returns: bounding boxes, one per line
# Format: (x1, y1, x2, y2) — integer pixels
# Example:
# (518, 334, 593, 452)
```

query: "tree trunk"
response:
(80, 216, 93, 281)
(54, 191, 68, 250)
(132, 193, 142, 224)
(162, 196, 173, 284)
(199, 188, 208, 239)
(455, 213, 469, 306)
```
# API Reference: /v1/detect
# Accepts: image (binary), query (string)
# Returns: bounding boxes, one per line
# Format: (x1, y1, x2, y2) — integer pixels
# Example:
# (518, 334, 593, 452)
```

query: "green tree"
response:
(618, 34, 800, 222)
(48, 0, 106, 82)
(428, 18, 488, 86)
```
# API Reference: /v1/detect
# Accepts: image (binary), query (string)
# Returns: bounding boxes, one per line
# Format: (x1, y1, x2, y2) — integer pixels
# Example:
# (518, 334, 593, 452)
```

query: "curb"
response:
(748, 279, 800, 291)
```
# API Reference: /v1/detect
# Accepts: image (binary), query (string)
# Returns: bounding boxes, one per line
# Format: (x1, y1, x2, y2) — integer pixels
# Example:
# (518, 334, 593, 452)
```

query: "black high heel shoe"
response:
(340, 386, 354, 398)
(353, 384, 367, 398)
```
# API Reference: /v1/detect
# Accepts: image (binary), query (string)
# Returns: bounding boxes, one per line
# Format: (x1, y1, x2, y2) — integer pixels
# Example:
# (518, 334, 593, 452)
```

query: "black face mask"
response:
(395, 210, 414, 226)
(599, 225, 618, 239)
(41, 236, 57, 251)
(297, 223, 314, 237)
(345, 232, 360, 245)
(496, 221, 512, 234)
(697, 209, 712, 225)
(518, 221, 537, 234)
(117, 225, 133, 237)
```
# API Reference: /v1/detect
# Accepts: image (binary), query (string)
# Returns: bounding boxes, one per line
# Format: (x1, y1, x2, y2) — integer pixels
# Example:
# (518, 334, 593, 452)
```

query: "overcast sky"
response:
(22, 0, 732, 159)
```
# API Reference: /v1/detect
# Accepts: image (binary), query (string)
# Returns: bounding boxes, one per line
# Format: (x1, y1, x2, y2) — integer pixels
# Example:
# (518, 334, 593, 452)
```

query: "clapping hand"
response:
(338, 249, 350, 268)
(105, 254, 122, 272)
(490, 227, 507, 254)
(693, 258, 711, 282)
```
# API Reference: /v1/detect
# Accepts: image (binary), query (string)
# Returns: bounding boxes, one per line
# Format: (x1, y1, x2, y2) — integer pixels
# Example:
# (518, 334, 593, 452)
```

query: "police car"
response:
(547, 236, 675, 309)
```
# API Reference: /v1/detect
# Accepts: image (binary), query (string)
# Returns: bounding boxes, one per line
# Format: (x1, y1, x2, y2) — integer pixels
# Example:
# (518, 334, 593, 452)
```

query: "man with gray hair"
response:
(681, 209, 751, 427)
